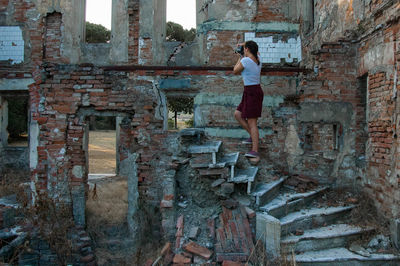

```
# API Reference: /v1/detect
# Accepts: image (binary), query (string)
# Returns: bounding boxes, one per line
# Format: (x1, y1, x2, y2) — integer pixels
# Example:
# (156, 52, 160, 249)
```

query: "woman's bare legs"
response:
(234, 110, 250, 134)
(247, 118, 259, 152)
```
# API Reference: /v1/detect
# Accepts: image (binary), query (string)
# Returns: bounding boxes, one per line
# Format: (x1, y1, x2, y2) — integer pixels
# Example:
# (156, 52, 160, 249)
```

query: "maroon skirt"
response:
(237, 84, 264, 119)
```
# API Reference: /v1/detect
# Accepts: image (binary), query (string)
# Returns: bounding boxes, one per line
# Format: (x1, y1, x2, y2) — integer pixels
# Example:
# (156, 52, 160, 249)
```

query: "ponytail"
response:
(245, 40, 260, 65)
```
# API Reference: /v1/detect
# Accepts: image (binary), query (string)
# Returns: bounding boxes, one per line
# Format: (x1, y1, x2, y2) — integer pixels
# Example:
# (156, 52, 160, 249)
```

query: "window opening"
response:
(88, 116, 116, 176)
(85, 0, 112, 43)
(167, 97, 194, 130)
(166, 0, 196, 42)
(6, 96, 28, 147)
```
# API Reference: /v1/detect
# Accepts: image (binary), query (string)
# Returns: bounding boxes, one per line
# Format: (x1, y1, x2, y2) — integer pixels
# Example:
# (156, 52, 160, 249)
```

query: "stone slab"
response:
(179, 128, 205, 137)
(199, 167, 229, 178)
(188, 141, 222, 154)
(280, 206, 355, 235)
(294, 247, 400, 264)
(260, 186, 329, 217)
(251, 176, 287, 206)
(280, 205, 356, 226)
(220, 152, 239, 166)
(281, 224, 374, 253)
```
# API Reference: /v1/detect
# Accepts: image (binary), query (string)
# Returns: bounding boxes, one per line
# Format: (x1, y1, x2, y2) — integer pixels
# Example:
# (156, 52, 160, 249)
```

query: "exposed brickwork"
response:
(206, 31, 244, 66)
(215, 207, 254, 262)
(128, 0, 140, 64)
(254, 0, 290, 22)
(44, 12, 62, 62)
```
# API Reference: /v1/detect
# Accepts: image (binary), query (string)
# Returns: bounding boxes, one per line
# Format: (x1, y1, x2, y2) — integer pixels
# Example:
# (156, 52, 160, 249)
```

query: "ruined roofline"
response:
(102, 65, 311, 74)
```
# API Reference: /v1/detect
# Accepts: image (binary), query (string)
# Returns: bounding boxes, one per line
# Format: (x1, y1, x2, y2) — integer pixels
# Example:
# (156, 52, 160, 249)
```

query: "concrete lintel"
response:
(197, 21, 299, 34)
(159, 78, 191, 89)
(0, 78, 33, 91)
(204, 127, 273, 139)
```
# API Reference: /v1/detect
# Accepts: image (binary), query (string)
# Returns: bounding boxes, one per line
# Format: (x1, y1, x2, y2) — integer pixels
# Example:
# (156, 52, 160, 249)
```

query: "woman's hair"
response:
(245, 40, 260, 65)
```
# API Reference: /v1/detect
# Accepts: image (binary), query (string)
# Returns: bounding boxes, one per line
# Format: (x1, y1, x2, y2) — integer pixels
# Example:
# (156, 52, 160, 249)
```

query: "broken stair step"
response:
(188, 141, 222, 154)
(220, 152, 239, 166)
(293, 247, 400, 266)
(229, 167, 258, 183)
(280, 205, 356, 236)
(260, 186, 329, 218)
(193, 152, 239, 169)
(281, 224, 374, 253)
(180, 128, 205, 137)
(251, 176, 288, 207)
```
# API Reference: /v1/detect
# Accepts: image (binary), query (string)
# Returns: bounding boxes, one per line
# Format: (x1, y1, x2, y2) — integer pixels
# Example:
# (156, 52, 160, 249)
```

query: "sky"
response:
(167, 0, 196, 30)
(85, 0, 196, 30)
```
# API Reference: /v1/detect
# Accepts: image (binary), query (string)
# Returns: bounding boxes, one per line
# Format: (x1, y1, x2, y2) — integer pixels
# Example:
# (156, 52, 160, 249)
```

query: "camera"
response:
(235, 45, 244, 56)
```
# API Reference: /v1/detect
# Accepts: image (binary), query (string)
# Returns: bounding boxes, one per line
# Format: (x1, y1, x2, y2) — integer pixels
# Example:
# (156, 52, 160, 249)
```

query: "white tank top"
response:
(240, 56, 261, 86)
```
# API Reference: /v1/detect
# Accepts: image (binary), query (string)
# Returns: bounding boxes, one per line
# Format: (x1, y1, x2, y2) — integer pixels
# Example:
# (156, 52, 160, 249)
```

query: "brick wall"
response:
(44, 12, 62, 62)
(254, 0, 292, 22)
(361, 18, 400, 218)
(302, 0, 400, 218)
(128, 0, 140, 64)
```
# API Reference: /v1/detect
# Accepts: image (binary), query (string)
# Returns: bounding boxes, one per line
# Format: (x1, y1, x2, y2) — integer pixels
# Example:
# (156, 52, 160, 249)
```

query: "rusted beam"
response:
(103, 65, 311, 73)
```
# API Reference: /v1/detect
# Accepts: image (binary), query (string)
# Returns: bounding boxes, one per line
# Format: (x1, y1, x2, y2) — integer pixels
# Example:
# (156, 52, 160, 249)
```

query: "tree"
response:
(167, 97, 194, 129)
(85, 22, 111, 43)
(166, 21, 196, 42)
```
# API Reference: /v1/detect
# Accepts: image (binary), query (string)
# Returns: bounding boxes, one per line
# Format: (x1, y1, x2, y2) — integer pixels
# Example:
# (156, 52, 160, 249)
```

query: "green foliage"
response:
(166, 21, 196, 42)
(89, 116, 116, 130)
(168, 118, 175, 129)
(167, 97, 194, 114)
(85, 22, 111, 43)
(7, 97, 28, 138)
(185, 118, 194, 128)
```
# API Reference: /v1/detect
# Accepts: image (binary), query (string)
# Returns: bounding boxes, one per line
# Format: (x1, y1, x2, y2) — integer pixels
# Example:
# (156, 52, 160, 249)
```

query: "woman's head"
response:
(244, 40, 259, 64)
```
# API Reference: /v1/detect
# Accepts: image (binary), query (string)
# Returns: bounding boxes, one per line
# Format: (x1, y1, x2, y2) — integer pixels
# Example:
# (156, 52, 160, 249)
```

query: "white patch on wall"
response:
(0, 26, 24, 64)
(245, 32, 302, 64)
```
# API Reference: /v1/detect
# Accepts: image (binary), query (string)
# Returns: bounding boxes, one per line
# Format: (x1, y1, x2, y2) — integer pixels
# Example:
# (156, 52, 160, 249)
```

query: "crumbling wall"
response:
(195, 0, 301, 66)
(300, 0, 400, 219)
(359, 17, 400, 218)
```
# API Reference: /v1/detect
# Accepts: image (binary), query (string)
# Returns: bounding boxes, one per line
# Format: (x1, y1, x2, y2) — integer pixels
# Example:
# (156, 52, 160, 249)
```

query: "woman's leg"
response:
(234, 110, 250, 134)
(247, 118, 259, 152)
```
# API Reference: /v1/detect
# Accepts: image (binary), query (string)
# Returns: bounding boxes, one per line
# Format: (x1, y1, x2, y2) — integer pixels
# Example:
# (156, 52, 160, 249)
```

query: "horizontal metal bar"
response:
(103, 65, 310, 73)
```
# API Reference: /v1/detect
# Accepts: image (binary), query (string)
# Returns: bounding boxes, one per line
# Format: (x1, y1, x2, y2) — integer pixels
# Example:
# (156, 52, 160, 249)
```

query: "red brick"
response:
(183, 241, 213, 260)
(173, 254, 191, 264)
(176, 215, 184, 229)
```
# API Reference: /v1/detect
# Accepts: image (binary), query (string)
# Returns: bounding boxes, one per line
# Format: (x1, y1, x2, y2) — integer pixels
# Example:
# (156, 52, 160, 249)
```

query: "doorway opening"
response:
(88, 116, 116, 176)
(6, 96, 28, 147)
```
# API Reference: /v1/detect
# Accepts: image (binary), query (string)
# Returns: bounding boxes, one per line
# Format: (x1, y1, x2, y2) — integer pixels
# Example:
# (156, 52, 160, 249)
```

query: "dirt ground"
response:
(89, 130, 116, 174)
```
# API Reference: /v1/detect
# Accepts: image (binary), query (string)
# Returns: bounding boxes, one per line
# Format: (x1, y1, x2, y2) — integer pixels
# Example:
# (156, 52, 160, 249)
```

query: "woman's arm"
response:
(233, 57, 244, 75)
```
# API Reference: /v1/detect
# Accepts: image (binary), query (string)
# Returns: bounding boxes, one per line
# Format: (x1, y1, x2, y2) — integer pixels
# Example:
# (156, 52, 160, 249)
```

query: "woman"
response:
(233, 40, 263, 160)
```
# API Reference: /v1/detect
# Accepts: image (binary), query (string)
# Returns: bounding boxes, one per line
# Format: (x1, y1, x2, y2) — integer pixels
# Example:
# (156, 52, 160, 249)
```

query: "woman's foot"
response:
(245, 150, 259, 158)
(242, 138, 252, 144)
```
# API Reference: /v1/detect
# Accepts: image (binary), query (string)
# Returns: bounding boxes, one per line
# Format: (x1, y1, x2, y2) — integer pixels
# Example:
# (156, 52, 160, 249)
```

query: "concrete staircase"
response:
(255, 178, 400, 265)
(181, 129, 399, 264)
(187, 138, 258, 195)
